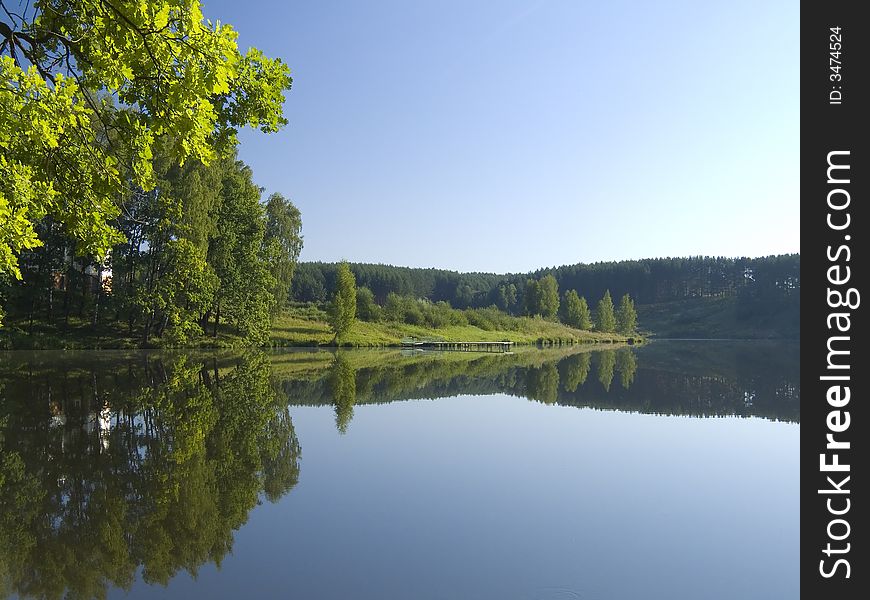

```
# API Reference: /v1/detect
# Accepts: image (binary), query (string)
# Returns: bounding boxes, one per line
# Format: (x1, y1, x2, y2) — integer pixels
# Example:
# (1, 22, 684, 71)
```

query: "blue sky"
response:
(204, 0, 799, 273)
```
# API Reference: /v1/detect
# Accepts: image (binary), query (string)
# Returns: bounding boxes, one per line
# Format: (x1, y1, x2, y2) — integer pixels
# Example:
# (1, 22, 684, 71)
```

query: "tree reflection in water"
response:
(0, 342, 798, 599)
(277, 344, 799, 426)
(560, 351, 591, 393)
(597, 350, 616, 392)
(615, 348, 638, 389)
(0, 353, 300, 600)
(329, 354, 357, 434)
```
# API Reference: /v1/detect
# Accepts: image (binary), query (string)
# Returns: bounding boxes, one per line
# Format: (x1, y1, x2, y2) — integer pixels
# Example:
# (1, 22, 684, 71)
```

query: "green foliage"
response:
(537, 275, 560, 318)
(292, 262, 504, 309)
(637, 295, 799, 339)
(263, 193, 303, 313)
(524, 274, 559, 318)
(463, 306, 514, 331)
(290, 255, 800, 339)
(383, 293, 420, 325)
(101, 153, 290, 345)
(597, 349, 616, 391)
(424, 301, 463, 328)
(152, 238, 219, 346)
(0, 59, 123, 282)
(208, 159, 277, 343)
(329, 354, 357, 434)
(596, 290, 616, 333)
(0, 353, 300, 599)
(495, 283, 518, 312)
(381, 294, 528, 331)
(0, 1, 291, 307)
(561, 352, 591, 392)
(269, 303, 628, 348)
(523, 279, 536, 315)
(526, 363, 559, 404)
(0, 155, 55, 280)
(563, 290, 591, 330)
(616, 293, 637, 334)
(266, 344, 792, 425)
(115, 168, 223, 343)
(356, 286, 382, 322)
(328, 262, 356, 342)
(383, 292, 404, 323)
(615, 348, 637, 388)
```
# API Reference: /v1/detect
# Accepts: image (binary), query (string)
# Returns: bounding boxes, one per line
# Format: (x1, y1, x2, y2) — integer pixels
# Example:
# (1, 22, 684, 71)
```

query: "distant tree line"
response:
(291, 255, 799, 315)
(292, 262, 504, 309)
(291, 254, 799, 334)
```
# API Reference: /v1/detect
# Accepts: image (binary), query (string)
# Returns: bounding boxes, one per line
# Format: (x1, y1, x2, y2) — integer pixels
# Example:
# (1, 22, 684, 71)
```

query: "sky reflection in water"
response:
(0, 342, 799, 600)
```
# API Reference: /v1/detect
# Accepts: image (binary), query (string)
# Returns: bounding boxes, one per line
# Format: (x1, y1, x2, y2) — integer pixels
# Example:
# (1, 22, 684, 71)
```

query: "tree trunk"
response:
(142, 312, 152, 345)
(77, 262, 88, 318)
(29, 260, 42, 330)
(63, 284, 71, 327)
(92, 265, 102, 328)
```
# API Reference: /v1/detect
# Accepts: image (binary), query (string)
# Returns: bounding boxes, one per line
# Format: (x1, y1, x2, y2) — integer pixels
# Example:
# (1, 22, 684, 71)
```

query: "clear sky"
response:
(203, 0, 799, 273)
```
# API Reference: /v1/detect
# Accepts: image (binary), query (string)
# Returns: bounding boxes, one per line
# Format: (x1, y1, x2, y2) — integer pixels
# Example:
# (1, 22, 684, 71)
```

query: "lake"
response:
(0, 341, 799, 599)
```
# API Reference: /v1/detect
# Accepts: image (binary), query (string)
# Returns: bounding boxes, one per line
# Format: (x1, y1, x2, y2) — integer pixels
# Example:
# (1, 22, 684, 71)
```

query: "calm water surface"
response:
(0, 342, 799, 599)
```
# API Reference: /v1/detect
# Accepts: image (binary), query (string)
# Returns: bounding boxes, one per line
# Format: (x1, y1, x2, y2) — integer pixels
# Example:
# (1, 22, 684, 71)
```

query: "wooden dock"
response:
(401, 339, 514, 353)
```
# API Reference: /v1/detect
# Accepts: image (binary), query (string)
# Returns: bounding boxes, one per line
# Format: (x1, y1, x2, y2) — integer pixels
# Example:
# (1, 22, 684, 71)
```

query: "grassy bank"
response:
(0, 306, 634, 350)
(270, 310, 629, 347)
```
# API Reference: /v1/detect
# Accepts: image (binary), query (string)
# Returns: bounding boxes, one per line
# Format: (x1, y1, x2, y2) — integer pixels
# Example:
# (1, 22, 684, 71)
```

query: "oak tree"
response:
(0, 0, 291, 323)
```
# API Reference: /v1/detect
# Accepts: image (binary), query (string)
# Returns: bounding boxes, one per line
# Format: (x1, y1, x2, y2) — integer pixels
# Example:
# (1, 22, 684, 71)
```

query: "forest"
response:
(1, 0, 298, 346)
(1, 152, 303, 346)
(291, 254, 800, 338)
(292, 255, 800, 310)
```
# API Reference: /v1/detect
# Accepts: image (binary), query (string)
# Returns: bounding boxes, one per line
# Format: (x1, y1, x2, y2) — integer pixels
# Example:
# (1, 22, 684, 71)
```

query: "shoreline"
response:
(0, 335, 641, 352)
(0, 314, 640, 351)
